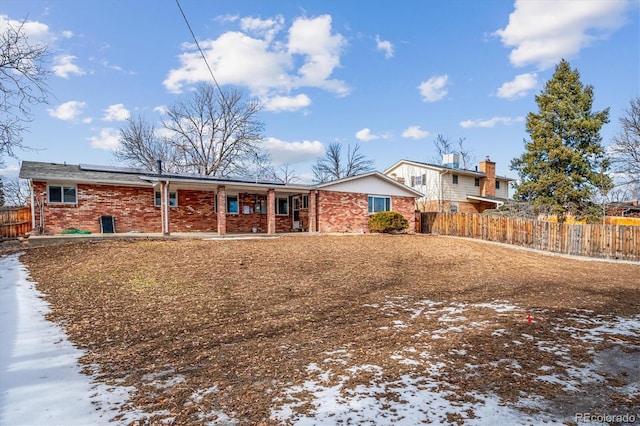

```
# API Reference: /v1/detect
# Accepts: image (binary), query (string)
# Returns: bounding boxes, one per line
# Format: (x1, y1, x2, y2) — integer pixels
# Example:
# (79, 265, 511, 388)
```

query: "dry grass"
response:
(17, 234, 640, 424)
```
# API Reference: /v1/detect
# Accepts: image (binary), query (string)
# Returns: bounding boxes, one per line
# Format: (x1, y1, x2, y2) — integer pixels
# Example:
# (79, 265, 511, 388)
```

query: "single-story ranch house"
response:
(19, 161, 422, 236)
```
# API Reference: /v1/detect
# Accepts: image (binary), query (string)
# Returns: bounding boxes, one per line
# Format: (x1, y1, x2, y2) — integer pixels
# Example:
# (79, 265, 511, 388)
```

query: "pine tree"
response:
(511, 59, 612, 222)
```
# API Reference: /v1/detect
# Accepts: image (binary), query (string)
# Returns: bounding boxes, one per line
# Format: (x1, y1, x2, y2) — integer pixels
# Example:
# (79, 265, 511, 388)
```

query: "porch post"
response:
(308, 190, 317, 232)
(217, 185, 226, 236)
(161, 181, 170, 236)
(267, 188, 276, 234)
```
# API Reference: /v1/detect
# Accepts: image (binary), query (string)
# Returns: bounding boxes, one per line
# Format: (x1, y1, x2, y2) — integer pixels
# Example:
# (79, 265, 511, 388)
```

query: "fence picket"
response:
(418, 212, 638, 261)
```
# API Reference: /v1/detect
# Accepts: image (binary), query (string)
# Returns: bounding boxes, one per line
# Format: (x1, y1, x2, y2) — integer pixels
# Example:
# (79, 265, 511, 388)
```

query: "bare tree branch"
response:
(0, 176, 30, 206)
(610, 96, 640, 198)
(0, 18, 51, 165)
(312, 142, 373, 183)
(162, 84, 264, 177)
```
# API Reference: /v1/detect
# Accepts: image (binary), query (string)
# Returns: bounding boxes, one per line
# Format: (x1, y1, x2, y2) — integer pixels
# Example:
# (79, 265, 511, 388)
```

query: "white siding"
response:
(320, 174, 418, 197)
(386, 164, 442, 202)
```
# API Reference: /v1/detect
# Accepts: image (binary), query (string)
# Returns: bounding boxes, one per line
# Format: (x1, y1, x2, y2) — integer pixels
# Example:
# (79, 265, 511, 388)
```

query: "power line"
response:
(174, 0, 225, 100)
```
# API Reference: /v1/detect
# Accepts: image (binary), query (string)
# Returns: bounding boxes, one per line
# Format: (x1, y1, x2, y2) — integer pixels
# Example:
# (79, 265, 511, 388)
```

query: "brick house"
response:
(384, 155, 513, 213)
(19, 161, 422, 235)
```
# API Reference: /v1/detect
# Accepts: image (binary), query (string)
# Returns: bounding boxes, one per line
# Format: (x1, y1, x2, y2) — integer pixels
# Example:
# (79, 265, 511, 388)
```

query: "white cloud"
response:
(402, 125, 430, 140)
(0, 15, 56, 47)
(89, 128, 120, 151)
(355, 128, 379, 142)
(494, 0, 630, 69)
(264, 94, 311, 112)
(418, 75, 449, 102)
(0, 164, 20, 179)
(262, 137, 325, 165)
(240, 15, 284, 43)
(355, 128, 392, 142)
(497, 73, 538, 99)
(47, 101, 86, 121)
(52, 55, 85, 78)
(154, 105, 168, 115)
(102, 104, 130, 122)
(375, 35, 394, 58)
(164, 14, 349, 105)
(459, 116, 524, 128)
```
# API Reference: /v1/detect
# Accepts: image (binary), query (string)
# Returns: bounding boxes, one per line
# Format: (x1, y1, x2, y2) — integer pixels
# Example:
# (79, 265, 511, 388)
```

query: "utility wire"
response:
(174, 0, 226, 101)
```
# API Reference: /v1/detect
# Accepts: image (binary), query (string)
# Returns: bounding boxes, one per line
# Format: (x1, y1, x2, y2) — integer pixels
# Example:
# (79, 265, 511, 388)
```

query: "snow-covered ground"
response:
(1, 253, 639, 425)
(0, 254, 136, 426)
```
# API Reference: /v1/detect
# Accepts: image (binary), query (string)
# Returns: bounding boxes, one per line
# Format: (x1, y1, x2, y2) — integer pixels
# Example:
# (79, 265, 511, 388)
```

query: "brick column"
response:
(267, 189, 276, 234)
(217, 186, 226, 235)
(308, 190, 317, 232)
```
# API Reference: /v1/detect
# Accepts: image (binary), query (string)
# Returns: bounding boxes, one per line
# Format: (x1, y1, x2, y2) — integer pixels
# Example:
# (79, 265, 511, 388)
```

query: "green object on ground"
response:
(61, 228, 92, 235)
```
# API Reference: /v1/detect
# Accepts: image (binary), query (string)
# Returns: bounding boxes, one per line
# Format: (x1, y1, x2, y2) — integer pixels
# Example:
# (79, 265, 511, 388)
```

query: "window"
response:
(450, 203, 458, 213)
(452, 174, 459, 184)
(226, 195, 239, 214)
(495, 181, 500, 189)
(474, 178, 480, 187)
(276, 197, 289, 215)
(48, 185, 77, 204)
(302, 195, 309, 209)
(368, 196, 391, 214)
(155, 191, 177, 207)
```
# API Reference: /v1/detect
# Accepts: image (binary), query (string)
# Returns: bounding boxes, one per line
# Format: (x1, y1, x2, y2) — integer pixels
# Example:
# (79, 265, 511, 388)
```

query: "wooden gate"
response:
(0, 206, 31, 238)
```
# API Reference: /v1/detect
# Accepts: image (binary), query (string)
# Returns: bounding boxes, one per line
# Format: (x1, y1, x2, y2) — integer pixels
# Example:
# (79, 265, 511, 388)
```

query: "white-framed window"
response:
(302, 195, 309, 209)
(452, 174, 459, 184)
(276, 197, 289, 215)
(368, 195, 391, 214)
(226, 195, 239, 214)
(48, 185, 77, 204)
(155, 191, 177, 207)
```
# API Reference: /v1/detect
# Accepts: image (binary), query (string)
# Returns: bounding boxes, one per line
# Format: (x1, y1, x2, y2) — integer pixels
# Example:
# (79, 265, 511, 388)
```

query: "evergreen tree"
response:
(511, 59, 612, 222)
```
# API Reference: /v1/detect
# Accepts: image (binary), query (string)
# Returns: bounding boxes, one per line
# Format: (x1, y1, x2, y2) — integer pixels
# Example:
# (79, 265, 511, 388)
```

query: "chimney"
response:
(396, 176, 405, 184)
(479, 157, 496, 197)
(157, 159, 163, 174)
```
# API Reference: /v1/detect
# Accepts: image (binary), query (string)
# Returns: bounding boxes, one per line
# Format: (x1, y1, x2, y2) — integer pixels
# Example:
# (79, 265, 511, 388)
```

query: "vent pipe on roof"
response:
(157, 159, 162, 174)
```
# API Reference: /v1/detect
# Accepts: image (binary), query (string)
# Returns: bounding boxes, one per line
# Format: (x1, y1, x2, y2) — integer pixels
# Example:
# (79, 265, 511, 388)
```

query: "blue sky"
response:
(1, 0, 638, 184)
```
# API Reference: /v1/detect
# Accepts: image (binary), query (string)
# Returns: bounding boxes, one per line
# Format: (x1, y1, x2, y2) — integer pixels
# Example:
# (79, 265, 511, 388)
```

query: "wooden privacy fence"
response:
(0, 206, 31, 239)
(417, 212, 640, 261)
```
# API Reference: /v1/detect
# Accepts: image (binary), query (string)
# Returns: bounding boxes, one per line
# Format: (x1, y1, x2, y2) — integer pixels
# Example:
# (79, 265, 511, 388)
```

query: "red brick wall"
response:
(317, 190, 416, 233)
(33, 181, 163, 234)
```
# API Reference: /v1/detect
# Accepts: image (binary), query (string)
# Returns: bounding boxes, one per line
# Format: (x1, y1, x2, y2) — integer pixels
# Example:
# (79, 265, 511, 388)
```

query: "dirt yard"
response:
(15, 235, 640, 424)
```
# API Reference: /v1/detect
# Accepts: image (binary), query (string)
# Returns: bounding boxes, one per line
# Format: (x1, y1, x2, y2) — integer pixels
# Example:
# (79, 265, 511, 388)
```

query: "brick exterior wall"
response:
(32, 181, 414, 235)
(316, 190, 415, 233)
(418, 199, 496, 214)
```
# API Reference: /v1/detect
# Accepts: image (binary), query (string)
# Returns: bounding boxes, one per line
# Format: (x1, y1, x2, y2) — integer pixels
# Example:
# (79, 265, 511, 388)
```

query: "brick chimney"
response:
(479, 157, 496, 197)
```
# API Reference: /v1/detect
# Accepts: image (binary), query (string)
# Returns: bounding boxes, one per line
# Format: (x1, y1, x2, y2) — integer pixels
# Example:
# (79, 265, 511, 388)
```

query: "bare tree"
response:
(0, 18, 50, 166)
(312, 142, 373, 183)
(610, 96, 640, 199)
(115, 115, 181, 172)
(0, 176, 30, 206)
(274, 163, 300, 184)
(163, 84, 264, 177)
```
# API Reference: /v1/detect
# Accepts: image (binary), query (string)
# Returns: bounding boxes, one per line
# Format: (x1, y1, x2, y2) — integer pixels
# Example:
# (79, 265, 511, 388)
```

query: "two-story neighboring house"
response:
(384, 155, 513, 213)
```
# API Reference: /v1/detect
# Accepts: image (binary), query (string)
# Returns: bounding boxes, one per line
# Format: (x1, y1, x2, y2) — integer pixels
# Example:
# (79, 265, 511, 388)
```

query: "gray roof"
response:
(19, 161, 149, 185)
(385, 159, 515, 181)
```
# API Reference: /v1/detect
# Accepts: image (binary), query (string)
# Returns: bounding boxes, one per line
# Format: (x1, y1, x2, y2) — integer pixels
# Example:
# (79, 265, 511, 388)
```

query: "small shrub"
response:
(369, 211, 409, 233)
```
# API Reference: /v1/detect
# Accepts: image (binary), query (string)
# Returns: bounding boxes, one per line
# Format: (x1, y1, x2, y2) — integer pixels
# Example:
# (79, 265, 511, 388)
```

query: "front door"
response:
(292, 196, 300, 230)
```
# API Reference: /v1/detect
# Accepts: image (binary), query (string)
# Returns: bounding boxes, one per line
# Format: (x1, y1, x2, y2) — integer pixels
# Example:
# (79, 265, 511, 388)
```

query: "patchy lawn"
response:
(17, 235, 640, 425)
